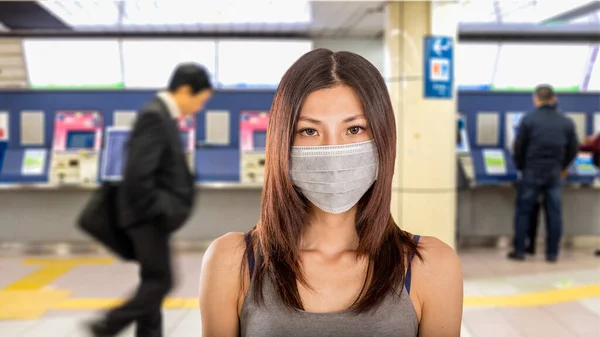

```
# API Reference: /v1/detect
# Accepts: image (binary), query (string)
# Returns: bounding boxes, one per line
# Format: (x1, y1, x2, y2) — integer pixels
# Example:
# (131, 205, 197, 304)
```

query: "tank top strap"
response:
(404, 235, 421, 294)
(244, 232, 255, 279)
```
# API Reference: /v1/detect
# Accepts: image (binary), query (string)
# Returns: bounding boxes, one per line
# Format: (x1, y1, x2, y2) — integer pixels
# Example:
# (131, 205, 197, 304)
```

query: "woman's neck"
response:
(301, 206, 359, 255)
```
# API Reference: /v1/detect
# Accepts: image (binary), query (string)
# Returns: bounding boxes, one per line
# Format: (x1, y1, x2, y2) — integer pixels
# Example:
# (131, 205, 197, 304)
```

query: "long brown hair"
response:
(246, 48, 421, 313)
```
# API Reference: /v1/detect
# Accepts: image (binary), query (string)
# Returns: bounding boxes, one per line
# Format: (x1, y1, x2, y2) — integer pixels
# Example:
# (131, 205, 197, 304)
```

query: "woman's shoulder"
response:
(412, 235, 462, 286)
(201, 232, 248, 278)
(203, 232, 248, 264)
(199, 233, 252, 328)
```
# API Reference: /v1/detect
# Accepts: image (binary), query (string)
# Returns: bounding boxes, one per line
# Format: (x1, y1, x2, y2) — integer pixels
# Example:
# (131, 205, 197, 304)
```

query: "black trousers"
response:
(103, 224, 173, 337)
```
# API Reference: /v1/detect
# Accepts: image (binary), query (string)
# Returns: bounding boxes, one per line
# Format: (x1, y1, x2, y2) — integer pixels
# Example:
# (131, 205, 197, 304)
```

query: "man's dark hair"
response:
(168, 63, 213, 94)
(535, 84, 555, 102)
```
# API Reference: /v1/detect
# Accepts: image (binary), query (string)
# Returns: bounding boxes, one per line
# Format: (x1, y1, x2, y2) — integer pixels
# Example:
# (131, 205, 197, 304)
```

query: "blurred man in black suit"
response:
(89, 63, 213, 337)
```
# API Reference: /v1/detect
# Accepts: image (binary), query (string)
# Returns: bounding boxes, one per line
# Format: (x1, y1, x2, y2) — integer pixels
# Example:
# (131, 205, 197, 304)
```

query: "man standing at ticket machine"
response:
(88, 63, 213, 337)
(509, 84, 578, 263)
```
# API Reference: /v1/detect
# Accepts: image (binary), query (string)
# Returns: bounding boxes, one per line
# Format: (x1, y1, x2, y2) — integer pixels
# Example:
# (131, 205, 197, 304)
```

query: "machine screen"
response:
(574, 153, 597, 176)
(102, 129, 129, 181)
(66, 131, 96, 149)
(253, 131, 267, 150)
(456, 117, 470, 154)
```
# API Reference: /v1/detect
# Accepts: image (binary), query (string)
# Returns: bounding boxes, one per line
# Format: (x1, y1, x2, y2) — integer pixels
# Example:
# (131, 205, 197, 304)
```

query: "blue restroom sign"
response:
(423, 35, 454, 99)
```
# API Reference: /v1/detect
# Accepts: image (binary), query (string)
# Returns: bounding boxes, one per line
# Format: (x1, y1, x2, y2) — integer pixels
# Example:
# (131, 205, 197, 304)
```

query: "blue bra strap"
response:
(245, 232, 255, 279)
(404, 235, 421, 294)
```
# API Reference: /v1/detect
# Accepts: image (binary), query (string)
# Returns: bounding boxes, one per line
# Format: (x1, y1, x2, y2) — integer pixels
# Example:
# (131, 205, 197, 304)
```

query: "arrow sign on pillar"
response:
(433, 38, 452, 56)
(424, 35, 454, 99)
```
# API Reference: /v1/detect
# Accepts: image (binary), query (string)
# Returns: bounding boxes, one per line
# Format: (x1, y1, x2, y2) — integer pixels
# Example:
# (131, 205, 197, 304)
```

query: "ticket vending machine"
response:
(240, 111, 268, 183)
(49, 111, 103, 184)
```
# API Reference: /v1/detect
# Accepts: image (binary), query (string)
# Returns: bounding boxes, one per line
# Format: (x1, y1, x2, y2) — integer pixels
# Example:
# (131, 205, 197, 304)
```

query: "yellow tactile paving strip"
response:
(464, 284, 600, 307)
(1, 258, 600, 319)
(4, 258, 113, 291)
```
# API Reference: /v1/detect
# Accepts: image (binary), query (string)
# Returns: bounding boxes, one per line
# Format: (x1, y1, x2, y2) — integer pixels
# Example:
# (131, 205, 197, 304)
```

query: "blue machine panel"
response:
(0, 141, 7, 176)
(472, 148, 518, 184)
(0, 149, 49, 183)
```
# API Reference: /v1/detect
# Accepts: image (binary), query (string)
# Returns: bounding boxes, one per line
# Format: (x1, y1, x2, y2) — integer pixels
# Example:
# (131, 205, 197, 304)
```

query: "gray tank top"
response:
(239, 234, 420, 337)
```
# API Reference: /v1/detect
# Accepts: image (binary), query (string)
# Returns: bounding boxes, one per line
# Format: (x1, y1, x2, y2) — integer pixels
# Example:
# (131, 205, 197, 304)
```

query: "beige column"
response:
(386, 1, 459, 248)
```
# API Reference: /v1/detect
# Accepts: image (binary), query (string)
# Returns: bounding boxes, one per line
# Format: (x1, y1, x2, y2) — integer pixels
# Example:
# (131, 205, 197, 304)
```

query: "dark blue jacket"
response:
(513, 105, 579, 173)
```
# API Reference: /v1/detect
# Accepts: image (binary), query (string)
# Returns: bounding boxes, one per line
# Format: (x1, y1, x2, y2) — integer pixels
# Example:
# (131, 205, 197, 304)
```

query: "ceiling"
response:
(0, 0, 597, 38)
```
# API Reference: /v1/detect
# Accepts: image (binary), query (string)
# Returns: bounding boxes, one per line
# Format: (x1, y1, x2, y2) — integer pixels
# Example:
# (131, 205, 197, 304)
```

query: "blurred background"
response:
(0, 0, 599, 336)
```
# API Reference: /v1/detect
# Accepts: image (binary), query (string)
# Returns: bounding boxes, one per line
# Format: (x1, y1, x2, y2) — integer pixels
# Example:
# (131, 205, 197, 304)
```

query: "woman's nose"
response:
(322, 128, 344, 146)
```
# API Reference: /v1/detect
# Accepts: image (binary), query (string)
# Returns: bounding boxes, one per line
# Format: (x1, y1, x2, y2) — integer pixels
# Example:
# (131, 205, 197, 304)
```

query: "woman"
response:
(199, 49, 463, 336)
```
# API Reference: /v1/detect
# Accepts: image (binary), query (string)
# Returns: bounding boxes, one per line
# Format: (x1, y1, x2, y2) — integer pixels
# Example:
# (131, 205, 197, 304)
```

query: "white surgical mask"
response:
(290, 140, 378, 214)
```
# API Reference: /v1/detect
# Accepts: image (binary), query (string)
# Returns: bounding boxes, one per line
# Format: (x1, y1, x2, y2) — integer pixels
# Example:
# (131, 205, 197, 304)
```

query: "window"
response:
(492, 43, 590, 92)
(23, 39, 123, 89)
(216, 40, 312, 88)
(456, 43, 499, 90)
(121, 39, 216, 89)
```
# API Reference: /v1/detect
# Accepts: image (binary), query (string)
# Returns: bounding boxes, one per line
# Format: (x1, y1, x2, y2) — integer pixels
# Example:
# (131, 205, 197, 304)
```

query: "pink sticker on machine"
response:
(52, 111, 103, 152)
(240, 111, 269, 152)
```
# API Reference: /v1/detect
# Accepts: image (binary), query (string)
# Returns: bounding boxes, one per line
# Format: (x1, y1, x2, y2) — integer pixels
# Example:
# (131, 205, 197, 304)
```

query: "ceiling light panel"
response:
(38, 0, 120, 28)
(122, 0, 311, 26)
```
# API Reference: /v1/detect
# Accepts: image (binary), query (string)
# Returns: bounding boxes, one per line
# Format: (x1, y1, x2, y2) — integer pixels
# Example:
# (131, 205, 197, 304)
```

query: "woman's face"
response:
(294, 85, 373, 146)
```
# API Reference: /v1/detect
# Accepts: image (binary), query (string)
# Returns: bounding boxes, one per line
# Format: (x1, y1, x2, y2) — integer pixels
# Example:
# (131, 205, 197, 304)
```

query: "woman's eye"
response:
(302, 129, 318, 136)
(348, 126, 363, 135)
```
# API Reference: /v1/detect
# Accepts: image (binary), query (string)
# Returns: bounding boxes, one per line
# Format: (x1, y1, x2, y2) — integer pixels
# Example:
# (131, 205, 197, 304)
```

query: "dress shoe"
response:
(546, 255, 558, 263)
(507, 251, 525, 261)
(86, 320, 114, 337)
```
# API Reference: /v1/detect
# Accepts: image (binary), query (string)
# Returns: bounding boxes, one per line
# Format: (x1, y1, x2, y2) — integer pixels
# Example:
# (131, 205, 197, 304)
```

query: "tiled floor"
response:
(1, 248, 599, 336)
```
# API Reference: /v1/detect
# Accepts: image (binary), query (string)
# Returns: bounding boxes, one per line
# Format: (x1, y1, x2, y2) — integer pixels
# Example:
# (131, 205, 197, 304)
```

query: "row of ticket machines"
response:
(456, 111, 600, 186)
(41, 110, 269, 185)
(16, 109, 599, 187)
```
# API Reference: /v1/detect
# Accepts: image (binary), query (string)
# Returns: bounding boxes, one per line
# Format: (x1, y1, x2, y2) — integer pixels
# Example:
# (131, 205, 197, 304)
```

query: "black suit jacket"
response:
(118, 97, 195, 232)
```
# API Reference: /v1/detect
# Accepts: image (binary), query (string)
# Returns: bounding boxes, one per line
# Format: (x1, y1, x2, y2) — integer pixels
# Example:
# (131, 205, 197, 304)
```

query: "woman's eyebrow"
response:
(298, 116, 322, 124)
(297, 114, 366, 124)
(343, 114, 366, 123)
